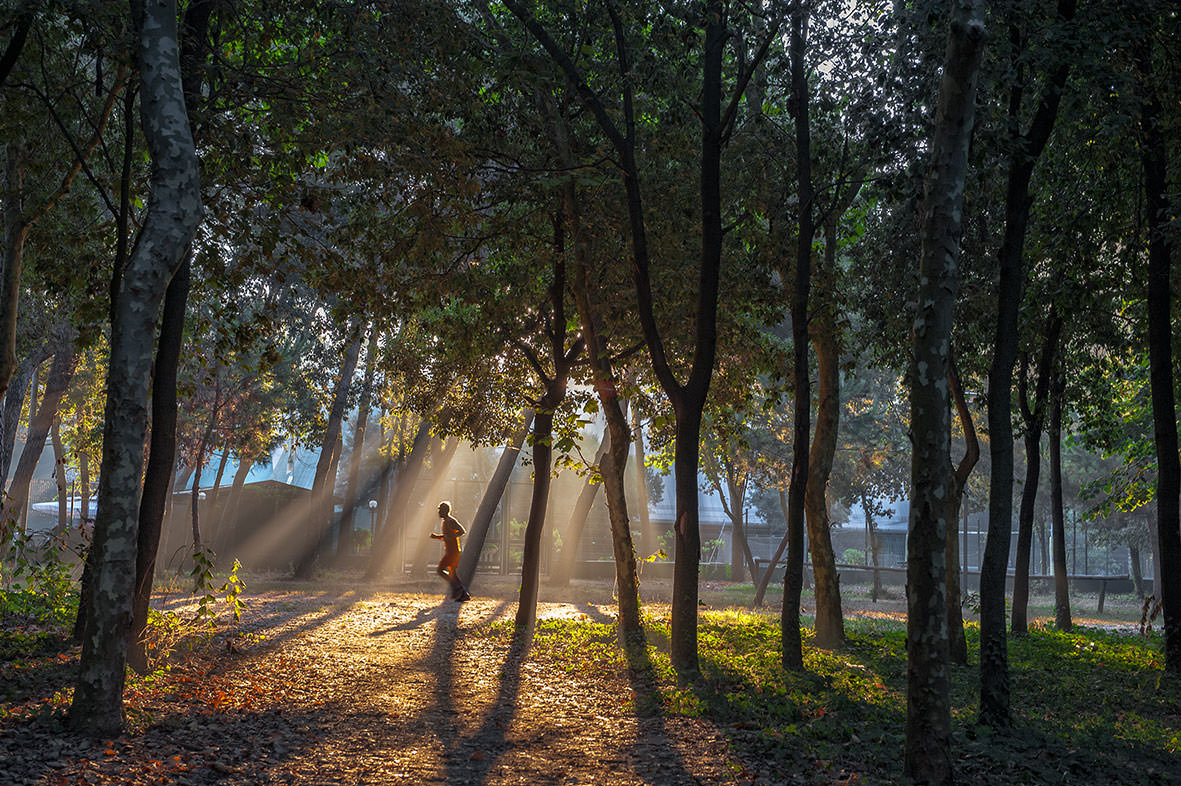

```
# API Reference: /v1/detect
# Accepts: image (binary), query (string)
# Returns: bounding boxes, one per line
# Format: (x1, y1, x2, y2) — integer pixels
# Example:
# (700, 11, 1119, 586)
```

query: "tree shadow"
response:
(620, 635, 700, 785)
(444, 634, 528, 785)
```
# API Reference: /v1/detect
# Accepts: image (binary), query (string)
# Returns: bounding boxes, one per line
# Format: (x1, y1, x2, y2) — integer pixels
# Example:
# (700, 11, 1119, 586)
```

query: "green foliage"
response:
(0, 527, 82, 628)
(840, 548, 866, 565)
(189, 548, 248, 628)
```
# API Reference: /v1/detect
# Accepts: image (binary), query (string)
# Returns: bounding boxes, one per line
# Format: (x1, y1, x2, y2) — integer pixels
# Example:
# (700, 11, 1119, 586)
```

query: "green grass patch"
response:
(530, 607, 1180, 785)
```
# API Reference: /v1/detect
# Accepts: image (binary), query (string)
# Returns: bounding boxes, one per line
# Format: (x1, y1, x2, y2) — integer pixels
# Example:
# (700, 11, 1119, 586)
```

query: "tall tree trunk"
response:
(70, 0, 202, 736)
(545, 96, 642, 639)
(781, 2, 813, 673)
(979, 0, 1076, 728)
(806, 272, 845, 649)
(189, 406, 217, 547)
(293, 323, 362, 579)
(458, 412, 531, 588)
(516, 409, 559, 633)
(127, 0, 215, 674)
(904, 1, 985, 781)
(1137, 26, 1181, 673)
(127, 257, 189, 675)
(337, 329, 377, 561)
(601, 394, 642, 639)
(1048, 369, 1071, 631)
(2, 345, 77, 527)
(551, 427, 609, 588)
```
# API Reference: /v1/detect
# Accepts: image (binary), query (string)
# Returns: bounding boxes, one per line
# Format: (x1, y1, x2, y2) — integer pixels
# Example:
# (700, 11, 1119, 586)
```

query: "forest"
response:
(1, 1, 1178, 784)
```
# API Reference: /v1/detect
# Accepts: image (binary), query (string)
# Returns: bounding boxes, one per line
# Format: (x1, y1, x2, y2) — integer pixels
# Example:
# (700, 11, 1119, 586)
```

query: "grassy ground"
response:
(524, 606, 1179, 784)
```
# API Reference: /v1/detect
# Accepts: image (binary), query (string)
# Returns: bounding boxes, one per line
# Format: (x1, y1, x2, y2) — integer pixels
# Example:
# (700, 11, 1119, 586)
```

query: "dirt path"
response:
(1, 590, 748, 785)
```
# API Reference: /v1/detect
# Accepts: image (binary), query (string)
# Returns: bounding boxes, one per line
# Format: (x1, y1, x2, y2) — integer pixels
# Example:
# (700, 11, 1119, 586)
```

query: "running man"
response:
(431, 500, 470, 601)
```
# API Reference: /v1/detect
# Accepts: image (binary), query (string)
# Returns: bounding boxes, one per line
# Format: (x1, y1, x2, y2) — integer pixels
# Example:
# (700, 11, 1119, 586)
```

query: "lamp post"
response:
(368, 499, 378, 539)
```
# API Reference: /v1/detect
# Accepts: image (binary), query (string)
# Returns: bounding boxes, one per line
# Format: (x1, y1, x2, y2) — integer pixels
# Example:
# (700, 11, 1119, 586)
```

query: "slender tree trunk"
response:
(1, 350, 45, 485)
(127, 258, 189, 675)
(1013, 313, 1061, 634)
(1049, 371, 1071, 631)
(337, 330, 376, 561)
(551, 428, 609, 587)
(1011, 428, 1041, 635)
(212, 455, 252, 557)
(516, 409, 557, 634)
(1137, 27, 1181, 672)
(633, 411, 654, 561)
(781, 3, 813, 673)
(546, 101, 641, 639)
(51, 417, 68, 532)
(979, 0, 1076, 728)
(806, 281, 844, 649)
(904, 1, 985, 781)
(293, 324, 362, 579)
(752, 488, 791, 607)
(70, 0, 202, 736)
(2, 346, 77, 527)
(79, 451, 90, 523)
(189, 407, 217, 547)
(601, 394, 643, 639)
(1129, 544, 1145, 600)
(459, 412, 531, 588)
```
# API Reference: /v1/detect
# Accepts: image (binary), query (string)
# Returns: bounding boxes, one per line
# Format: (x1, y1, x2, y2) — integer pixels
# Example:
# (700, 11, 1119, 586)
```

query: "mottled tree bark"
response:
(70, 0, 202, 736)
(905, 1, 984, 781)
(127, 258, 189, 674)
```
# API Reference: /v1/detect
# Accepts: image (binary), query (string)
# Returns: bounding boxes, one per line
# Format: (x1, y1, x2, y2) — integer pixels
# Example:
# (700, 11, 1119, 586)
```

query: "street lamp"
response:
(368, 499, 378, 534)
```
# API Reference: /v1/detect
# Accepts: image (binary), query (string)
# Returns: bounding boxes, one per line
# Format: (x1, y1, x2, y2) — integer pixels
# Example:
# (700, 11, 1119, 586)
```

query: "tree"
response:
(1136, 8, 1180, 673)
(904, 0, 985, 781)
(70, 0, 202, 736)
(979, 0, 1077, 729)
